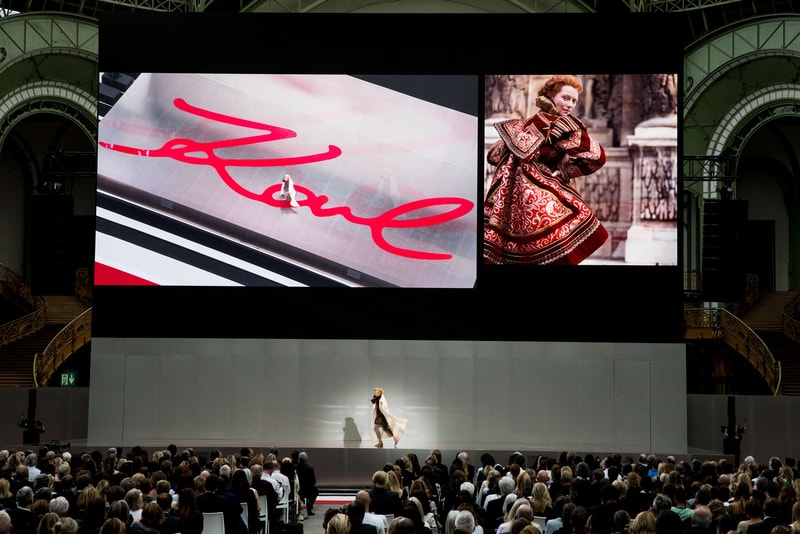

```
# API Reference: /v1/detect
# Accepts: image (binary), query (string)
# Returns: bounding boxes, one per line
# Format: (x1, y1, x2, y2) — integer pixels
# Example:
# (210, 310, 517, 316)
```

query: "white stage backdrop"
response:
(88, 338, 687, 453)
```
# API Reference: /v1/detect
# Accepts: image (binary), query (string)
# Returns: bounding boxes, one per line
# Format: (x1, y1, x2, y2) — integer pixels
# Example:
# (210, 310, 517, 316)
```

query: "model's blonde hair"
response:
(374, 387, 384, 396)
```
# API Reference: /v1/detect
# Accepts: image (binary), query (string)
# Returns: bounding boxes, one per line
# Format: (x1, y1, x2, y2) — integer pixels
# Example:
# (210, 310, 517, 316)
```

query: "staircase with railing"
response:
(0, 264, 92, 387)
(739, 291, 800, 395)
(685, 288, 800, 396)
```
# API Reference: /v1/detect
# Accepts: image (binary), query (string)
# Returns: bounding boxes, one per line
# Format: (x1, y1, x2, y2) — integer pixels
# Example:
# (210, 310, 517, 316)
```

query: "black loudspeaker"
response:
(702, 199, 748, 301)
(27, 194, 75, 295)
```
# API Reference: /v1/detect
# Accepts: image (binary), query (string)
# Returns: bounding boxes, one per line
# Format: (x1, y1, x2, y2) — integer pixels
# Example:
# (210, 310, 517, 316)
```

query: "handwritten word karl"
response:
(100, 98, 474, 260)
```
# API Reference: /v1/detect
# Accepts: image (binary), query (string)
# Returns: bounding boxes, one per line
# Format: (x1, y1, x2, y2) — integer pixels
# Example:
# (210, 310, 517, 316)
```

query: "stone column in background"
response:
(625, 73, 679, 265)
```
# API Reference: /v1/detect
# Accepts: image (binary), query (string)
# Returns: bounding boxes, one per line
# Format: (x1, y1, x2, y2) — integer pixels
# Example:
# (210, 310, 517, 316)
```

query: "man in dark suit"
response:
(157, 493, 181, 534)
(296, 452, 319, 517)
(9, 466, 32, 498)
(746, 497, 783, 534)
(197, 474, 242, 534)
(216, 475, 245, 534)
(250, 463, 278, 533)
(5, 486, 36, 534)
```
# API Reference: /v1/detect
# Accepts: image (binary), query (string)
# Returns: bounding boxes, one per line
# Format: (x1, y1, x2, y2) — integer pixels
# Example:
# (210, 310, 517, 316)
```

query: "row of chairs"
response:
(204, 491, 291, 534)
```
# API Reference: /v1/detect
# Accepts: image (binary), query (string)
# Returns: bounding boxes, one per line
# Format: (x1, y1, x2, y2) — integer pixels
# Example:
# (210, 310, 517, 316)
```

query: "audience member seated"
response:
(496, 502, 532, 534)
(745, 497, 783, 534)
(631, 511, 656, 534)
(52, 517, 79, 534)
(356, 490, 387, 534)
(369, 471, 403, 518)
(7, 486, 36, 534)
(348, 501, 379, 534)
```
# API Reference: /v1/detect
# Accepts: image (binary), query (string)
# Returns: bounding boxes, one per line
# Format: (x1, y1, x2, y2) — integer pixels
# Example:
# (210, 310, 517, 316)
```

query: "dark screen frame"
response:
(95, 11, 688, 343)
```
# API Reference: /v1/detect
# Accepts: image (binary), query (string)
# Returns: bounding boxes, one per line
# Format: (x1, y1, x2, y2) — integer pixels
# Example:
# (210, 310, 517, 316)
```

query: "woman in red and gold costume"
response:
(484, 75, 608, 265)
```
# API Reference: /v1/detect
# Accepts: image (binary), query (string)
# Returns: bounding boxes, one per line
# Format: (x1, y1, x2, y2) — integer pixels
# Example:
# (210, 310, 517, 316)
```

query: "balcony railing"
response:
(685, 307, 782, 395)
(0, 263, 46, 348)
(34, 307, 92, 387)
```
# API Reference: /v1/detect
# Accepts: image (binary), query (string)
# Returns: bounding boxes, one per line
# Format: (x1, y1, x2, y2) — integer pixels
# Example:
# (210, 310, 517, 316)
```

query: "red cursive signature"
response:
(100, 98, 474, 260)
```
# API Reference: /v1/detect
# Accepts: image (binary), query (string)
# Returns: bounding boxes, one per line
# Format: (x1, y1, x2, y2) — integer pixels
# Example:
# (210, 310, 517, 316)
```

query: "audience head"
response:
(139, 502, 164, 529)
(632, 511, 656, 534)
(691, 506, 712, 529)
(612, 510, 631, 534)
(107, 499, 130, 522)
(531, 482, 550, 505)
(372, 471, 388, 490)
(355, 490, 371, 511)
(49, 496, 69, 517)
(0, 511, 10, 534)
(586, 511, 612, 534)
(52, 517, 79, 534)
(509, 518, 531, 534)
(124, 488, 144, 511)
(36, 512, 60, 534)
(322, 508, 343, 532)
(347, 501, 366, 525)
(454, 510, 477, 533)
(499, 477, 515, 496)
(651, 493, 672, 515)
(654, 510, 681, 534)
(17, 486, 34, 508)
(395, 517, 415, 534)
(514, 503, 533, 521)
(326, 512, 350, 534)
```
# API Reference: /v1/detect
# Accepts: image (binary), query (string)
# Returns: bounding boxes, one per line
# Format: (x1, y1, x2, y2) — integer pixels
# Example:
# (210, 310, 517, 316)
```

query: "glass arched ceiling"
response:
(0, 0, 610, 15)
(683, 15, 800, 158)
(2, 0, 797, 19)
(244, 0, 597, 13)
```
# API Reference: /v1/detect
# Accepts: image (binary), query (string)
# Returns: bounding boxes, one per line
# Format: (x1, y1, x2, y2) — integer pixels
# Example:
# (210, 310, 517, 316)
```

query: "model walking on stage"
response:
(371, 387, 407, 448)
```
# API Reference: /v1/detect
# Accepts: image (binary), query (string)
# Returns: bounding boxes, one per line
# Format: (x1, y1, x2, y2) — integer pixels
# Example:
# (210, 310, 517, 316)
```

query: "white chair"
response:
(533, 516, 546, 531)
(383, 514, 394, 529)
(241, 501, 249, 530)
(203, 512, 225, 534)
(275, 487, 290, 524)
(258, 493, 269, 534)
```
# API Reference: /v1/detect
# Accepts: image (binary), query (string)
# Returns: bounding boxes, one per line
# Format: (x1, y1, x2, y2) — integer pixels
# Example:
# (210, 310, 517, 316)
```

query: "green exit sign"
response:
(60, 370, 78, 387)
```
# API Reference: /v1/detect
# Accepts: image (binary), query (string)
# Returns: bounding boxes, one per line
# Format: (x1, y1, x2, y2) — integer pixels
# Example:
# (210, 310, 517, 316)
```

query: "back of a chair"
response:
(259, 494, 268, 520)
(533, 516, 546, 531)
(203, 512, 225, 534)
(277, 488, 289, 505)
(241, 501, 249, 528)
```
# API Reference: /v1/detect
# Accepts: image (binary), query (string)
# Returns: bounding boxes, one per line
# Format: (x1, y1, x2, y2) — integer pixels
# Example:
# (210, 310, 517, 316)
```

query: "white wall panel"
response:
(88, 338, 687, 453)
